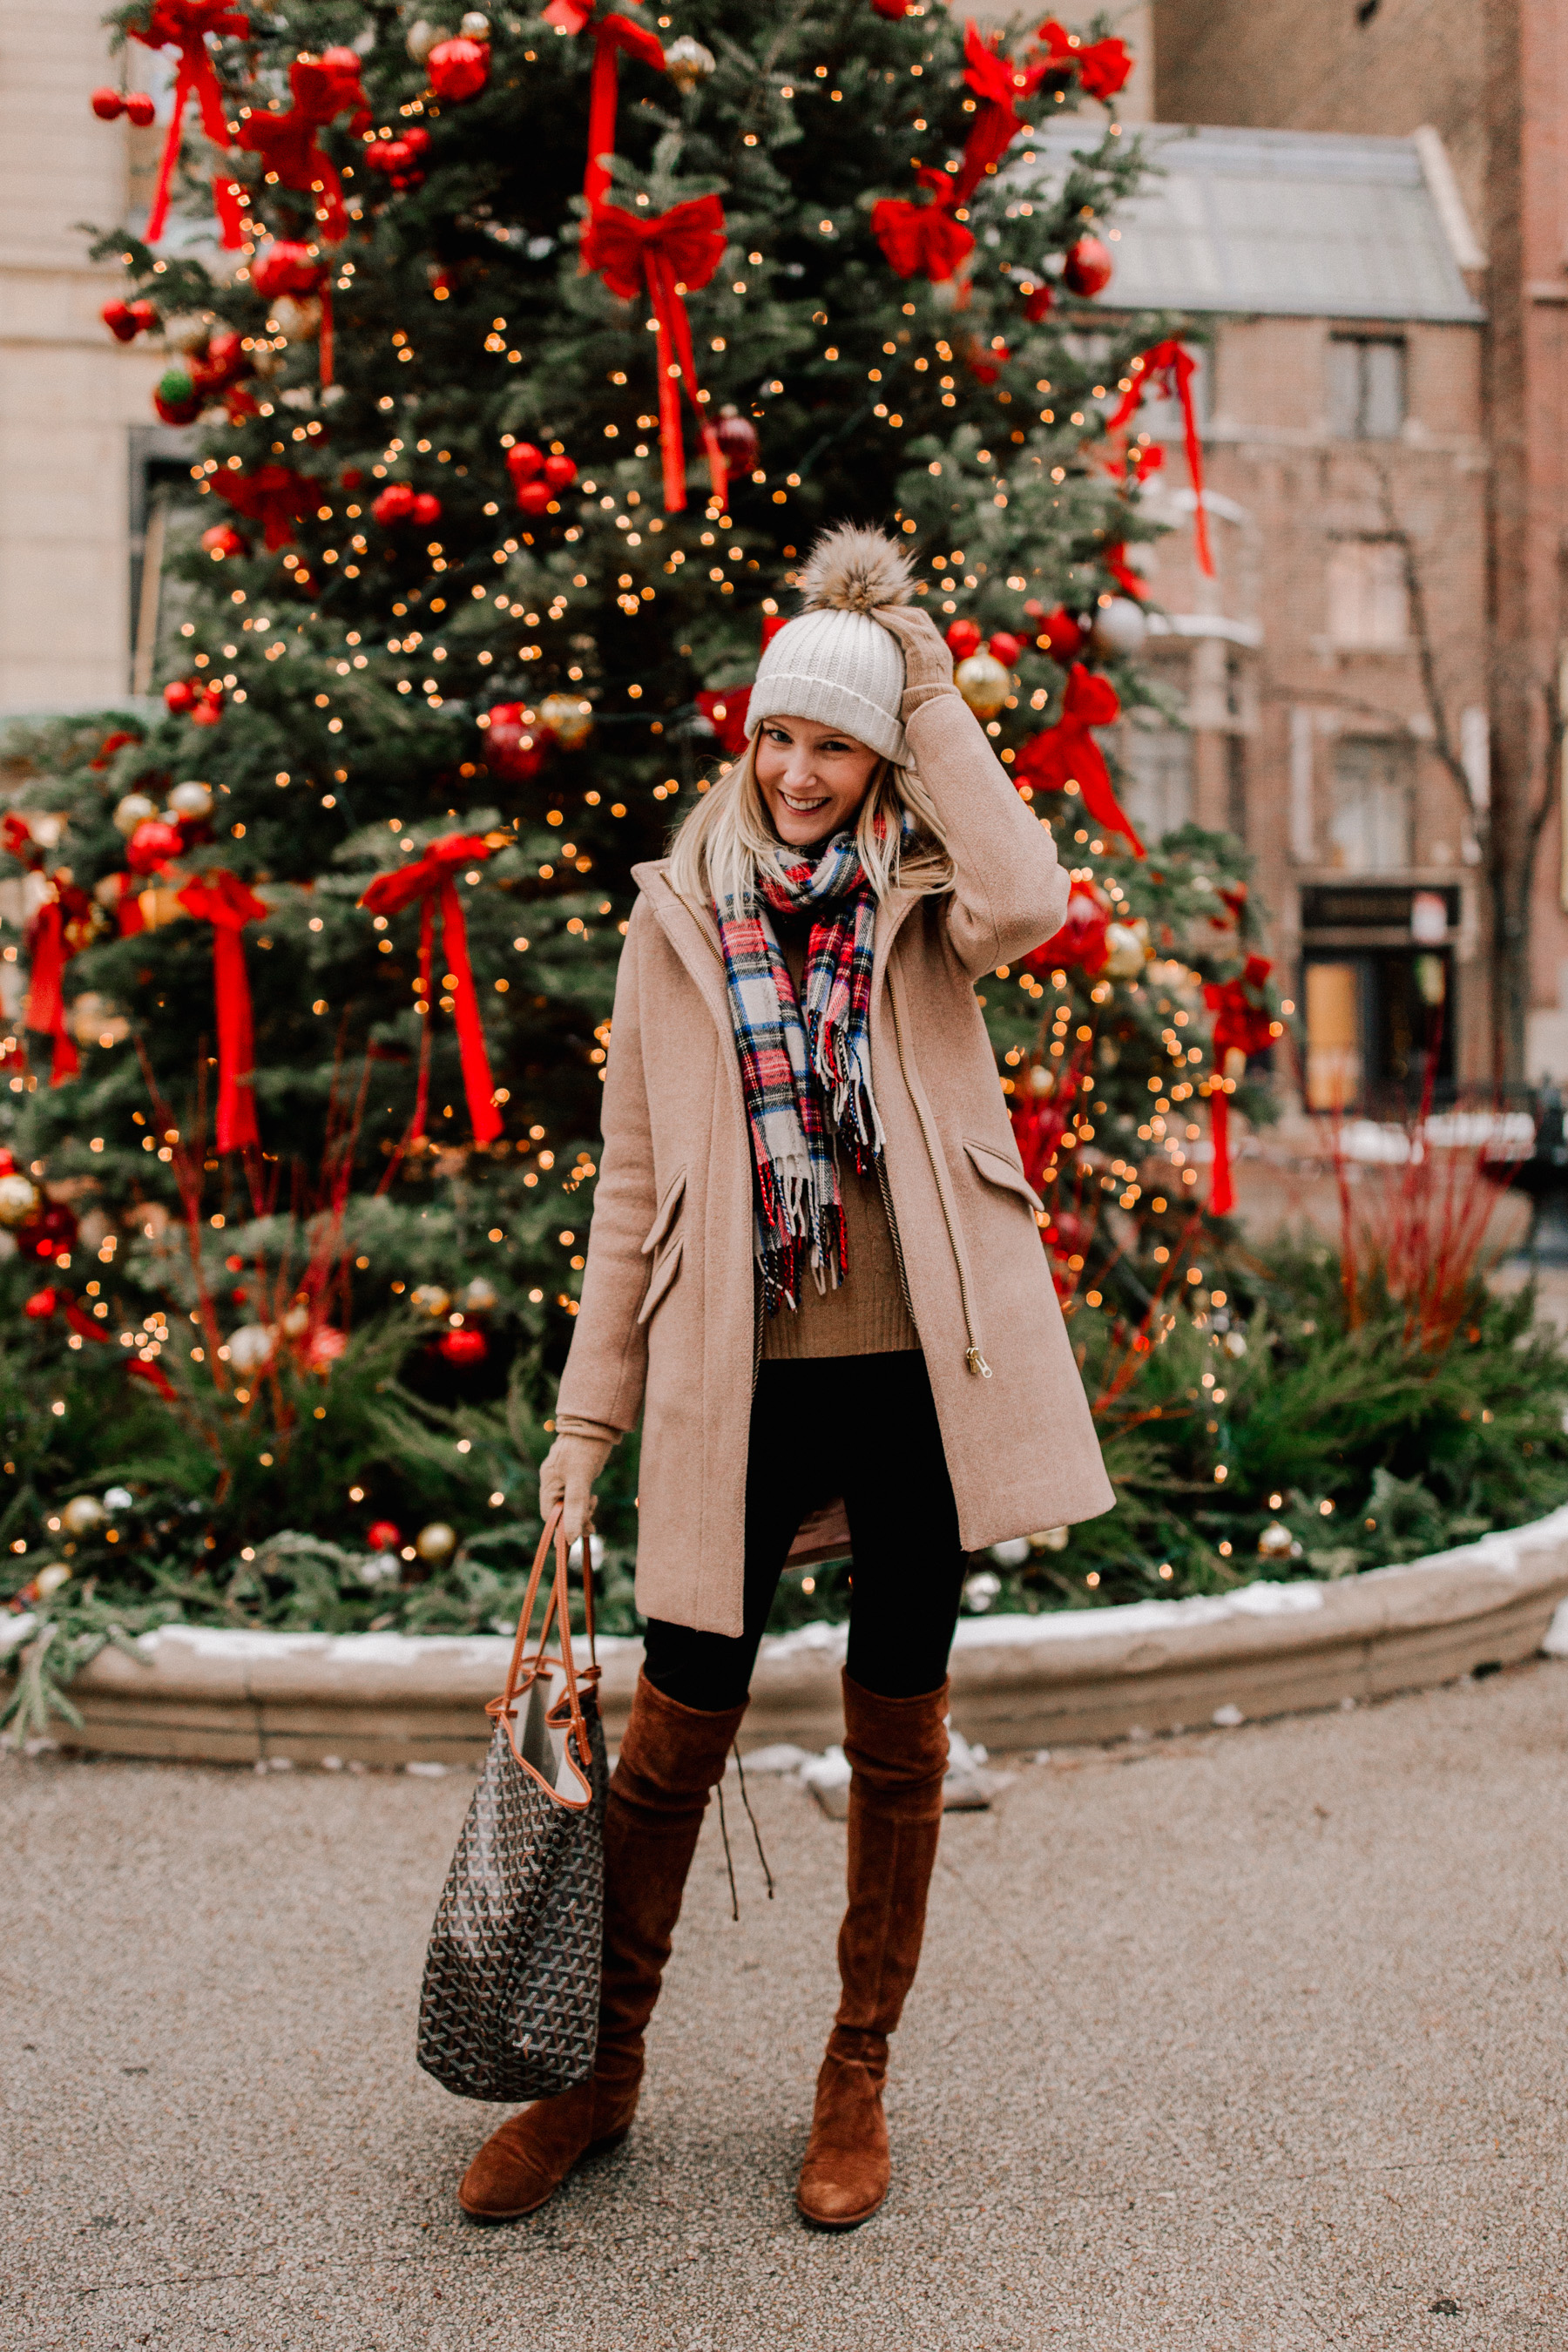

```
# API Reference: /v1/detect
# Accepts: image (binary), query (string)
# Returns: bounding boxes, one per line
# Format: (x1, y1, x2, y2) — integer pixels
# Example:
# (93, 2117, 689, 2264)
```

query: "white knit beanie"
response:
(747, 524, 915, 766)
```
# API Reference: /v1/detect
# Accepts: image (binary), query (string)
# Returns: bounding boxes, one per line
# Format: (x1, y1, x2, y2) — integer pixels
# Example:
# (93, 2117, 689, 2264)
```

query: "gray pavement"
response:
(3, 1664, 1568, 2352)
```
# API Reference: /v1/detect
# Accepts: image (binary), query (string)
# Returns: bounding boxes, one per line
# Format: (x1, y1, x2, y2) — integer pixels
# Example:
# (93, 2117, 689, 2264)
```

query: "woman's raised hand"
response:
(538, 1429, 614, 1545)
(870, 603, 956, 713)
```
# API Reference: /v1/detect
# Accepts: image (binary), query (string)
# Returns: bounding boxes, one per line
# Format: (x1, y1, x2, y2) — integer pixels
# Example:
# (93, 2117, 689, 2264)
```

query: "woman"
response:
(458, 524, 1112, 2229)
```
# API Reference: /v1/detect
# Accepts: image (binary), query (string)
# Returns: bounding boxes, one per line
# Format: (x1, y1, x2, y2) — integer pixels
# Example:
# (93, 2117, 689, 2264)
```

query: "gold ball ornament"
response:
(416, 1520, 457, 1564)
(29, 812, 65, 851)
(32, 1562, 72, 1601)
(0, 1173, 40, 1227)
(409, 1283, 451, 1318)
(404, 17, 439, 64)
(1102, 919, 1151, 980)
(1256, 1521, 1299, 1561)
(62, 1496, 108, 1537)
(267, 294, 321, 342)
(460, 10, 491, 33)
(954, 650, 1011, 719)
(664, 34, 716, 92)
(112, 793, 159, 835)
(461, 1276, 498, 1314)
(538, 693, 594, 749)
(167, 779, 213, 821)
(280, 1302, 310, 1337)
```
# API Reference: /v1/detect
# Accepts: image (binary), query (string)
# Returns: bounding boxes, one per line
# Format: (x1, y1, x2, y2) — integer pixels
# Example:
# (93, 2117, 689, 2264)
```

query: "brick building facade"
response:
(1152, 0, 1568, 1088)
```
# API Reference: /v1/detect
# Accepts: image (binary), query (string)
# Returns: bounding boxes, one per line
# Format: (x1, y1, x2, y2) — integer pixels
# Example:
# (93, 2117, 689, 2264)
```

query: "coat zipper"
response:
(887, 962, 992, 1380)
(875, 1152, 919, 1334)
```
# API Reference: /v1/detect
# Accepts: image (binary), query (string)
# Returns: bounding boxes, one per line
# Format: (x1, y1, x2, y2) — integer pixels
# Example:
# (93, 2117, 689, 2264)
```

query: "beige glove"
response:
(538, 1426, 614, 1547)
(872, 602, 957, 719)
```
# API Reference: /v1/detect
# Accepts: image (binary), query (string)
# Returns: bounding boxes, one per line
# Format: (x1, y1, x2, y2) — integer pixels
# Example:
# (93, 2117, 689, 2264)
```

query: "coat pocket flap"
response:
(640, 1167, 687, 1256)
(963, 1136, 1044, 1213)
(636, 1233, 684, 1326)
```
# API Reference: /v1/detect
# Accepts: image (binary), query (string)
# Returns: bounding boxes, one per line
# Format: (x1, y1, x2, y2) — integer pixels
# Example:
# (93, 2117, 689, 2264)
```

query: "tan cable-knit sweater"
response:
(759, 916, 918, 1361)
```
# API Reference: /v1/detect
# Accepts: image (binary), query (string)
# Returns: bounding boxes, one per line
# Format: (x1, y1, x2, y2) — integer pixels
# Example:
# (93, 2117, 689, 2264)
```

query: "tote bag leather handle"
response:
(485, 1505, 600, 1813)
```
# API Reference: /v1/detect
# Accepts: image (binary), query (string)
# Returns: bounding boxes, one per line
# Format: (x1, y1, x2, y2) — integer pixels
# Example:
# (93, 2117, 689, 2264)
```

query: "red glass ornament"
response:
(129, 299, 160, 335)
(403, 126, 432, 158)
(190, 687, 225, 729)
(1026, 884, 1111, 978)
(438, 1326, 489, 1366)
(127, 817, 186, 873)
(306, 1326, 347, 1369)
(945, 618, 983, 659)
(372, 483, 417, 524)
(366, 1520, 402, 1553)
(713, 407, 760, 475)
(989, 631, 1024, 667)
(23, 1288, 57, 1321)
(162, 679, 197, 713)
(200, 524, 247, 559)
(125, 91, 156, 127)
(339, 467, 364, 490)
(505, 442, 544, 483)
(1063, 236, 1112, 298)
(542, 453, 578, 491)
(870, 0, 913, 16)
(251, 240, 325, 302)
(102, 299, 138, 342)
(1036, 606, 1086, 664)
(514, 479, 553, 517)
(411, 491, 443, 527)
(427, 36, 490, 101)
(91, 87, 124, 120)
(483, 703, 548, 781)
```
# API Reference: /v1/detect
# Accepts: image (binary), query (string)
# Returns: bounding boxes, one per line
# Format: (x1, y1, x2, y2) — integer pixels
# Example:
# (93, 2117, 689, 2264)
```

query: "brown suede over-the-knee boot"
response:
(795, 1670, 949, 2229)
(458, 1673, 746, 2221)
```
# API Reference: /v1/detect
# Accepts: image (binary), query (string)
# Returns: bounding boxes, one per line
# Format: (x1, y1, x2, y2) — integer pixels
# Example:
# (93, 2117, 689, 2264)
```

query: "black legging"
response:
(640, 1350, 966, 1711)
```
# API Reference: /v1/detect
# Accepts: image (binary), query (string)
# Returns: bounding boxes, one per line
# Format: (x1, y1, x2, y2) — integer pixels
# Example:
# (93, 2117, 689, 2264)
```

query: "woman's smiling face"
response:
(753, 715, 881, 848)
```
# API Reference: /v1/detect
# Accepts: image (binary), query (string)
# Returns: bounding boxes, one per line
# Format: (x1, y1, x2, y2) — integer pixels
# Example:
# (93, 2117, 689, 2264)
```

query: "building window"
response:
(1326, 538, 1408, 649)
(1328, 336, 1405, 438)
(1328, 738, 1413, 871)
(1118, 724, 1193, 845)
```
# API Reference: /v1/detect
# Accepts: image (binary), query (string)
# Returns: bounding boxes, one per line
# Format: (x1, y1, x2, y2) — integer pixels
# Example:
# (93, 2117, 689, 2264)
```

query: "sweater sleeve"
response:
(553, 903, 659, 1434)
(903, 687, 1070, 979)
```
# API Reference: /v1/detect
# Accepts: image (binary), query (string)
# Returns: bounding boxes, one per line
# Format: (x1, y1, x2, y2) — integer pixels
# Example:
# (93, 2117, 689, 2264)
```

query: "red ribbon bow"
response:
(360, 835, 503, 1148)
(1013, 666, 1145, 856)
(1201, 956, 1274, 1215)
(213, 462, 315, 550)
(237, 55, 366, 239)
(1036, 19, 1133, 101)
(177, 870, 267, 1152)
(871, 167, 977, 287)
(1105, 341, 1214, 578)
(24, 893, 84, 1086)
(581, 195, 728, 513)
(132, 2, 251, 250)
(953, 24, 1049, 205)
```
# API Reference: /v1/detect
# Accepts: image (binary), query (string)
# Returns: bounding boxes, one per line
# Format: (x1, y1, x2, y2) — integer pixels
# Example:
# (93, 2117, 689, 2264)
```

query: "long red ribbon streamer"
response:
(135, 4, 250, 250)
(1105, 340, 1213, 577)
(585, 12, 666, 206)
(360, 835, 503, 1147)
(581, 196, 728, 512)
(24, 900, 80, 1086)
(177, 870, 267, 1152)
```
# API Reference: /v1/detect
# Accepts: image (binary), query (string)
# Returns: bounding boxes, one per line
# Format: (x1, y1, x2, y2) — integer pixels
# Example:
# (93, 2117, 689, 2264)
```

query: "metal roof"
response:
(1018, 124, 1484, 322)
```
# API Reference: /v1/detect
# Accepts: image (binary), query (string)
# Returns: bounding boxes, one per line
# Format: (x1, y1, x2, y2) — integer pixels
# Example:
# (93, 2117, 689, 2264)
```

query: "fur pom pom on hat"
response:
(747, 523, 913, 764)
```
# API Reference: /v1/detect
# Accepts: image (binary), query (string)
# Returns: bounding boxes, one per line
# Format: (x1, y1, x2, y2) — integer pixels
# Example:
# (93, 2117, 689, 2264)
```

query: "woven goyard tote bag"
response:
(416, 1506, 608, 2103)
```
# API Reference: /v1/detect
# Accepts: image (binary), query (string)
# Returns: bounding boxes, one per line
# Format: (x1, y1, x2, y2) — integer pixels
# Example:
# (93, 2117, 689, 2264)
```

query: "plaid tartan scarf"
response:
(715, 832, 883, 1313)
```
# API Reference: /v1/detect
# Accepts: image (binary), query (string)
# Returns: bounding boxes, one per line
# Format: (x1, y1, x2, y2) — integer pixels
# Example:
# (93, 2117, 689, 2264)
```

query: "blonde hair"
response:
(666, 733, 955, 911)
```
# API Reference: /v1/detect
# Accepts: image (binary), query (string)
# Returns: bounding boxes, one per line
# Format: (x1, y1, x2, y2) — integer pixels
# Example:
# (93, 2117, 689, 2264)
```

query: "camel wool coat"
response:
(555, 687, 1116, 1636)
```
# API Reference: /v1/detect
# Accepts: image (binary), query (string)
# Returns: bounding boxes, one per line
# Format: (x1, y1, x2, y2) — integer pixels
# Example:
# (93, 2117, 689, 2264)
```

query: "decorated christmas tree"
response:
(3, 0, 1323, 1722)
